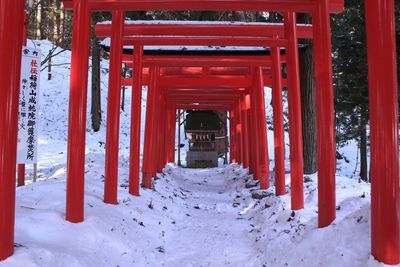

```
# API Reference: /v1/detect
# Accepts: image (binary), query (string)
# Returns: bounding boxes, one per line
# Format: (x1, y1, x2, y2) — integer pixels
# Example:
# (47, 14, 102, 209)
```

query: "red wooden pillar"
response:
(164, 102, 169, 166)
(142, 67, 158, 188)
(312, 1, 336, 227)
(154, 90, 161, 173)
(233, 108, 239, 163)
(249, 84, 260, 178)
(151, 86, 160, 176)
(171, 107, 177, 163)
(284, 12, 304, 210)
(255, 66, 270, 189)
(129, 45, 143, 196)
(66, 0, 91, 223)
(239, 100, 245, 165)
(241, 95, 250, 169)
(245, 95, 252, 169)
(161, 95, 167, 168)
(104, 10, 124, 205)
(365, 0, 399, 264)
(163, 101, 168, 166)
(163, 108, 168, 166)
(246, 99, 253, 171)
(229, 109, 237, 163)
(166, 105, 174, 164)
(271, 46, 286, 196)
(22, 11, 28, 46)
(157, 90, 166, 172)
(234, 106, 241, 164)
(235, 103, 243, 164)
(164, 105, 170, 164)
(168, 107, 176, 163)
(17, 165, 25, 187)
(168, 106, 174, 163)
(0, 0, 24, 260)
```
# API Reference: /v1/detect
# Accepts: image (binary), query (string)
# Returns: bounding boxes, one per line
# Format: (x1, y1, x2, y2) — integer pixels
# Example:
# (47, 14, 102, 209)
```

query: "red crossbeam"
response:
(168, 98, 237, 103)
(95, 22, 313, 39)
(141, 56, 280, 67)
(122, 36, 288, 47)
(158, 76, 253, 89)
(62, 0, 344, 13)
(166, 88, 248, 94)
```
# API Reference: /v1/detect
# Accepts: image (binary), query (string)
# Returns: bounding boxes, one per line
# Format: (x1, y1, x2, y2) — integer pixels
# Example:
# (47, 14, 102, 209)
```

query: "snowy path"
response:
(1, 161, 381, 267)
(158, 168, 256, 266)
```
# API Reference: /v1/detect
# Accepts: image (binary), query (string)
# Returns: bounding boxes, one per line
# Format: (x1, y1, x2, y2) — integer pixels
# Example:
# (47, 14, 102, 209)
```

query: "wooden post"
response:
(365, 0, 399, 264)
(313, 0, 336, 227)
(104, 10, 124, 204)
(66, 0, 91, 223)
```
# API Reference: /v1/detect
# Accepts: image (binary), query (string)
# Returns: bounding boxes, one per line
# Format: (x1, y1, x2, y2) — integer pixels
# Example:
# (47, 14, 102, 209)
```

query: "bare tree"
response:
(91, 13, 103, 132)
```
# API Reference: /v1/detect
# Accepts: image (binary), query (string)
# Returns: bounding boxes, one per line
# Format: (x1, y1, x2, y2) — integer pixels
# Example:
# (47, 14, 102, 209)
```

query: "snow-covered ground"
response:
(2, 40, 387, 267)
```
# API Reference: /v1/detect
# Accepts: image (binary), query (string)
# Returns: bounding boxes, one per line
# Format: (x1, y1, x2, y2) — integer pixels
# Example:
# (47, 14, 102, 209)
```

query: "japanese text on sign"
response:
(17, 47, 41, 164)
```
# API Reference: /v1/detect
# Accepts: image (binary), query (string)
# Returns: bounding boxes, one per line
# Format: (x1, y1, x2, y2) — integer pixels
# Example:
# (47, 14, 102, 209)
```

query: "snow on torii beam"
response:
(122, 36, 288, 47)
(62, 0, 343, 13)
(95, 22, 313, 39)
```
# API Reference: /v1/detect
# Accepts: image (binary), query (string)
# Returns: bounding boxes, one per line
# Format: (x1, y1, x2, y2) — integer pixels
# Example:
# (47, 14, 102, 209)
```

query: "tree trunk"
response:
(359, 103, 368, 181)
(91, 13, 102, 132)
(299, 45, 318, 174)
(40, 0, 47, 39)
(55, 0, 62, 44)
(36, 1, 42, 39)
(233, 11, 246, 21)
(298, 14, 317, 174)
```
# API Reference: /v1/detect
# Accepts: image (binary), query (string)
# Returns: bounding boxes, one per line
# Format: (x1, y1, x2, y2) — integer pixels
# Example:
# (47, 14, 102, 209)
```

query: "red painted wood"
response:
(17, 165, 25, 187)
(129, 45, 143, 196)
(104, 10, 125, 205)
(255, 66, 270, 189)
(313, 1, 336, 228)
(122, 35, 288, 47)
(62, 0, 344, 13)
(284, 12, 304, 210)
(242, 95, 250, 169)
(66, 0, 91, 223)
(271, 47, 286, 196)
(235, 103, 243, 165)
(365, 0, 399, 264)
(142, 67, 158, 188)
(0, 0, 24, 260)
(96, 22, 313, 39)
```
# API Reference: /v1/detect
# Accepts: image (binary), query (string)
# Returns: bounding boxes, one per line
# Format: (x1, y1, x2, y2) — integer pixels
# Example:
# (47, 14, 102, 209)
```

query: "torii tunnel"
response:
(0, 0, 399, 264)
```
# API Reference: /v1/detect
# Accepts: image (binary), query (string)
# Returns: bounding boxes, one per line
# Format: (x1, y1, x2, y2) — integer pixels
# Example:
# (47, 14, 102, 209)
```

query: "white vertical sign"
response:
(17, 46, 41, 164)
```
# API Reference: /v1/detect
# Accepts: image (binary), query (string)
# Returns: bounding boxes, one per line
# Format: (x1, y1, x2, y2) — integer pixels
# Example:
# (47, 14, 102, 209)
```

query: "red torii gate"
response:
(97, 19, 306, 210)
(118, 57, 273, 190)
(0, 0, 398, 265)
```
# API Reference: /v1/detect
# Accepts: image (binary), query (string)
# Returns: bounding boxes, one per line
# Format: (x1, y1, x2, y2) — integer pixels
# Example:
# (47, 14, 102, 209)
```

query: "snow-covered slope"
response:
(2, 40, 385, 267)
(4, 162, 380, 267)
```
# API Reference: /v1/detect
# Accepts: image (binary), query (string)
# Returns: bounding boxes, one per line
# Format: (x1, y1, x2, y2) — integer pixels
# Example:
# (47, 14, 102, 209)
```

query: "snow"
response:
(98, 20, 312, 27)
(97, 20, 307, 52)
(2, 40, 390, 267)
(101, 36, 270, 51)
